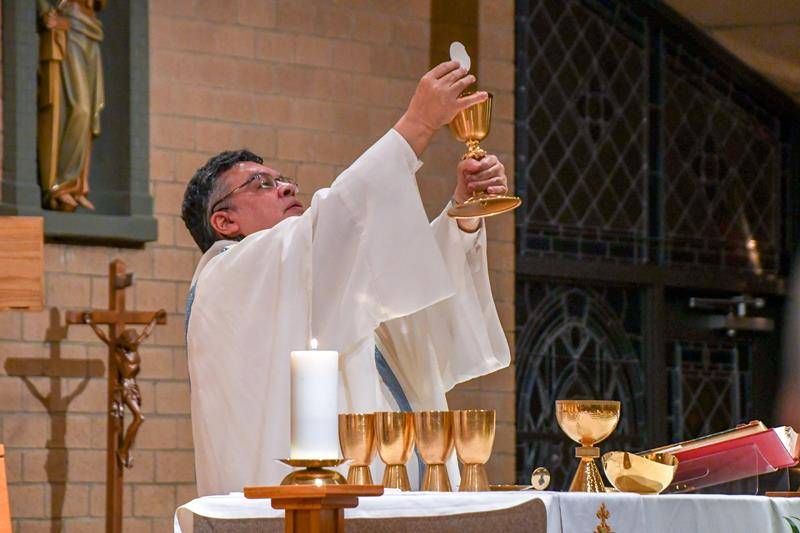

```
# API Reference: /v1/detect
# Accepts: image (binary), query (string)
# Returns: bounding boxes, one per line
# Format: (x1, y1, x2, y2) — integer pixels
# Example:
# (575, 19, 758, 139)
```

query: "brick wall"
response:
(0, 1, 516, 529)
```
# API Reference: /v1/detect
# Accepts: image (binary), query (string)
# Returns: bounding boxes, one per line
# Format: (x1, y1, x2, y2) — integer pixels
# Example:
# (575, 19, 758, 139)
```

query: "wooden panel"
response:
(0, 445, 10, 532)
(0, 217, 44, 311)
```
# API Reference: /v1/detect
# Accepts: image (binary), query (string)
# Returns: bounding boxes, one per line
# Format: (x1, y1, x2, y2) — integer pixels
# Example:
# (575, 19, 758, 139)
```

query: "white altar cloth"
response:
(175, 490, 800, 533)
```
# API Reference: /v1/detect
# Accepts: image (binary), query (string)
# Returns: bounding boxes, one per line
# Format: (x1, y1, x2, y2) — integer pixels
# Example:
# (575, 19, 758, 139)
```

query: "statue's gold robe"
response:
(37, 0, 105, 209)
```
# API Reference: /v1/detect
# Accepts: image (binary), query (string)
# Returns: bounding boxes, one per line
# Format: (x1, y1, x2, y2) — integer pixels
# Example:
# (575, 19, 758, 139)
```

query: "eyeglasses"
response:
(209, 172, 298, 214)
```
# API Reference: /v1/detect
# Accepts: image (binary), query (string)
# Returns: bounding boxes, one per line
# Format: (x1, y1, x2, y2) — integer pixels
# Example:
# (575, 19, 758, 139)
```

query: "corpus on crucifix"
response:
(81, 308, 165, 468)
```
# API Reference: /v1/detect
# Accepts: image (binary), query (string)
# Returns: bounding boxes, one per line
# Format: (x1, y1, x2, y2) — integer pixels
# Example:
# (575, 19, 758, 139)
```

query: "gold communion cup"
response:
(374, 412, 415, 491)
(339, 413, 376, 485)
(602, 451, 679, 495)
(453, 409, 496, 491)
(413, 411, 454, 492)
(447, 91, 522, 220)
(555, 400, 620, 493)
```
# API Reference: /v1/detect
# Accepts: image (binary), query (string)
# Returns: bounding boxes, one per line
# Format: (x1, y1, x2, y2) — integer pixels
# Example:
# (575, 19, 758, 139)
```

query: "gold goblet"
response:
(602, 451, 678, 495)
(413, 411, 454, 491)
(339, 413, 376, 485)
(555, 400, 620, 493)
(374, 412, 414, 491)
(448, 92, 522, 219)
(453, 409, 496, 491)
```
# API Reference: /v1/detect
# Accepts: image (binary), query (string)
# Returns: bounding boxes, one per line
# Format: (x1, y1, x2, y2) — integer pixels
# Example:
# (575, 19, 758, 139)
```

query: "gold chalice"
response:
(453, 409, 495, 491)
(339, 413, 376, 485)
(602, 451, 678, 495)
(414, 411, 454, 491)
(374, 412, 414, 491)
(555, 400, 620, 492)
(448, 92, 521, 219)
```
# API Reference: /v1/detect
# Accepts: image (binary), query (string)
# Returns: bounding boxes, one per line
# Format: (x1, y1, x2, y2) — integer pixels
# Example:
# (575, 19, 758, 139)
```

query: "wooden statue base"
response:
(243, 485, 383, 533)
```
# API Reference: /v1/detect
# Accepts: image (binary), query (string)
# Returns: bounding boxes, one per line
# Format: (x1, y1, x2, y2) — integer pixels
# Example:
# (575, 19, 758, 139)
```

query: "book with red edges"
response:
(641, 421, 799, 492)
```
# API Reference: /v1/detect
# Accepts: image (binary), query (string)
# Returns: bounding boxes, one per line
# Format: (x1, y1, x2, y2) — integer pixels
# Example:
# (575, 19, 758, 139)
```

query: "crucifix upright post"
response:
(65, 260, 166, 533)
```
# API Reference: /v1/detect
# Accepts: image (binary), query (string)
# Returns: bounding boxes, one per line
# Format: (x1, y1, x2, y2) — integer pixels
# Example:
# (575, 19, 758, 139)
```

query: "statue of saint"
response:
(37, 0, 106, 212)
(83, 310, 165, 468)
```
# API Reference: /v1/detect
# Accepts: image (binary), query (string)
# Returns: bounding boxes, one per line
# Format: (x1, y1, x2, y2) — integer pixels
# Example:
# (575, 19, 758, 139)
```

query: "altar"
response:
(174, 490, 800, 533)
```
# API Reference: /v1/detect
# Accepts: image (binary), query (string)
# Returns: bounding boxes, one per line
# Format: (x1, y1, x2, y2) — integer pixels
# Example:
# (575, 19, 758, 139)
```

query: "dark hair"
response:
(181, 149, 263, 252)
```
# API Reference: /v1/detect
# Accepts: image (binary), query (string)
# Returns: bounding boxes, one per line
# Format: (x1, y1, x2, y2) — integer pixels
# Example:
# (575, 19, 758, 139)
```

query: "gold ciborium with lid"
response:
(447, 92, 522, 219)
(555, 399, 620, 492)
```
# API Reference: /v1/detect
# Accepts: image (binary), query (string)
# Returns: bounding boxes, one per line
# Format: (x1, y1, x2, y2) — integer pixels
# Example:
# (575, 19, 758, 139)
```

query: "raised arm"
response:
(136, 309, 166, 344)
(83, 313, 111, 346)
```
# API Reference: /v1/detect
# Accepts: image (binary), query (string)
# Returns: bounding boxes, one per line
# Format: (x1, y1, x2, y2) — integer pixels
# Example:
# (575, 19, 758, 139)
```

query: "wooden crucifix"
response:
(65, 259, 166, 533)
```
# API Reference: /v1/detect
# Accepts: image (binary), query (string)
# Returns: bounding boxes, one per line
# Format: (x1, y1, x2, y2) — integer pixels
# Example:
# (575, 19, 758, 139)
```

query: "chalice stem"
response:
(462, 139, 487, 161)
(346, 464, 373, 485)
(459, 463, 489, 492)
(569, 457, 605, 492)
(422, 463, 451, 492)
(382, 464, 411, 491)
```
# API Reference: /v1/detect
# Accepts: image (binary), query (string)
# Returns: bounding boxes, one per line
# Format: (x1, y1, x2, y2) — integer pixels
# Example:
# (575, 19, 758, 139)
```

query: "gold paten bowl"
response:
(602, 452, 679, 495)
(555, 400, 620, 446)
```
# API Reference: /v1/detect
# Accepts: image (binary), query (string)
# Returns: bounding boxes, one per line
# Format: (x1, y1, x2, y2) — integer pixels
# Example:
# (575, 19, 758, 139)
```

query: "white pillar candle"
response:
(290, 340, 340, 459)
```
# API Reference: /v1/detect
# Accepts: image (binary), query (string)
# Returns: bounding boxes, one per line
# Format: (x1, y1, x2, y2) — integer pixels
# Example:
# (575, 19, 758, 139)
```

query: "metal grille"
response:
(667, 341, 752, 441)
(516, 0, 649, 263)
(515, 282, 645, 487)
(662, 40, 782, 274)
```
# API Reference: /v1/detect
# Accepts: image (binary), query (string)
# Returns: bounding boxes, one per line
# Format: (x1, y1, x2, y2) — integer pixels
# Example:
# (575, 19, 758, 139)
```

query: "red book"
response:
(642, 421, 799, 492)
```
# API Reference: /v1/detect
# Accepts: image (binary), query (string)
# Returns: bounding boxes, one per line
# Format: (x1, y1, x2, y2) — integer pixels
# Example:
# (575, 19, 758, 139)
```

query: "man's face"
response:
(209, 161, 304, 239)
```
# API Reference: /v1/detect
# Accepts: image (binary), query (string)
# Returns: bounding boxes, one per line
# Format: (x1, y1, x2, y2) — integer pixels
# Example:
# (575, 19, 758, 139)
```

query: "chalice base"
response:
(346, 465, 373, 485)
(459, 463, 490, 492)
(447, 193, 522, 219)
(278, 459, 347, 486)
(422, 464, 451, 492)
(569, 457, 606, 492)
(382, 464, 411, 491)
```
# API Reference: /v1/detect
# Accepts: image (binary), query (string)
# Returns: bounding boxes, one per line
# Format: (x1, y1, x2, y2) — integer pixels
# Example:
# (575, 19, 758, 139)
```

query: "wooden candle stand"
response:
(244, 485, 383, 533)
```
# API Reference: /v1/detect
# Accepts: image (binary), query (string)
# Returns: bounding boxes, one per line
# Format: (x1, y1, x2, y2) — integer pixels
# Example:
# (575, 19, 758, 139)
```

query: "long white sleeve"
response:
(376, 208, 511, 410)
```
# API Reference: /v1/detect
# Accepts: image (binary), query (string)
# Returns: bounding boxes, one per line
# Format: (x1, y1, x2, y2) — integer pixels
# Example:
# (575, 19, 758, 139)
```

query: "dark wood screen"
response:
(514, 0, 800, 488)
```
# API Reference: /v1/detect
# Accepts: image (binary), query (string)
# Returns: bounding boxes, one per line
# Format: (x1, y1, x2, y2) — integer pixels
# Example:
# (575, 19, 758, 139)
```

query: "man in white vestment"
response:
(181, 61, 511, 496)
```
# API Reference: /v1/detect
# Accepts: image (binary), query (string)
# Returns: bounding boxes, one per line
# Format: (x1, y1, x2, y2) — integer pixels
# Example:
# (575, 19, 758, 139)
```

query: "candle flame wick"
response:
(310, 338, 318, 350)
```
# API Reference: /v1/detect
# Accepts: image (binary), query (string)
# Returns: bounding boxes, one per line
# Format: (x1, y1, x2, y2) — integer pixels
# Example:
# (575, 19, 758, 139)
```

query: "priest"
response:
(181, 61, 511, 496)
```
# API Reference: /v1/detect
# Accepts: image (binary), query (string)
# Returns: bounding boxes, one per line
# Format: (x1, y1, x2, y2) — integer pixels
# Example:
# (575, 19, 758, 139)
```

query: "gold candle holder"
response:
(413, 411, 454, 491)
(447, 92, 521, 219)
(278, 458, 346, 486)
(339, 413, 376, 485)
(374, 412, 414, 491)
(453, 409, 495, 491)
(555, 399, 620, 493)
